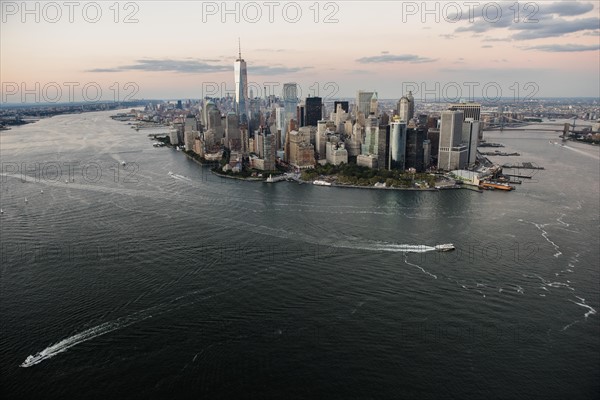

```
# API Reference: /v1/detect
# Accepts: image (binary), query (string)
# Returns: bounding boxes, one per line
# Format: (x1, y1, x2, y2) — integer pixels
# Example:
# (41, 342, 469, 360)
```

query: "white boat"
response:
(121, 161, 126, 166)
(24, 198, 28, 203)
(0, 209, 3, 214)
(40, 190, 43, 194)
(435, 244, 455, 252)
(313, 180, 332, 186)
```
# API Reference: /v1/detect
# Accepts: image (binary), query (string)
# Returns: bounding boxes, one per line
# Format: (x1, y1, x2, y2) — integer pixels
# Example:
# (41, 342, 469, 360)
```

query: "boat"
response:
(313, 180, 332, 186)
(121, 161, 126, 166)
(435, 244, 455, 252)
(1, 209, 3, 214)
(479, 181, 515, 191)
(24, 198, 28, 203)
(40, 189, 43, 194)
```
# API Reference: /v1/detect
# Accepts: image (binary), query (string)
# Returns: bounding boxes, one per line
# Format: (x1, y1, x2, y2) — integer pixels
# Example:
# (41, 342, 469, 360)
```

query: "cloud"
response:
(381, 51, 389, 54)
(249, 65, 312, 75)
(541, 2, 595, 16)
(451, 2, 599, 40)
(509, 17, 600, 40)
(356, 54, 437, 64)
(87, 59, 231, 73)
(88, 59, 309, 75)
(440, 34, 455, 39)
(522, 44, 600, 52)
(483, 37, 510, 42)
(482, 45, 493, 48)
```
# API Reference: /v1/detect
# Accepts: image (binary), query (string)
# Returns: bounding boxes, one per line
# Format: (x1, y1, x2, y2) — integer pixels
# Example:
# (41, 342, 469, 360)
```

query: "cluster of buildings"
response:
(157, 46, 490, 173)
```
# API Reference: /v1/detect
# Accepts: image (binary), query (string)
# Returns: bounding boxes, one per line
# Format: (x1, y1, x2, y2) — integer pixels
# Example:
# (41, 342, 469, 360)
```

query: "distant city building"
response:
(423, 139, 431, 168)
(304, 96, 323, 126)
(377, 124, 390, 170)
(438, 110, 467, 170)
(184, 130, 198, 152)
(288, 129, 315, 168)
(397, 91, 415, 122)
(462, 118, 480, 167)
(361, 115, 379, 155)
(225, 112, 241, 151)
(427, 128, 440, 158)
(449, 102, 481, 121)
(356, 90, 376, 117)
(169, 129, 179, 145)
(334, 101, 349, 113)
(389, 121, 407, 170)
(234, 42, 248, 123)
(296, 103, 305, 127)
(405, 126, 426, 172)
(370, 93, 379, 116)
(283, 83, 298, 119)
(326, 141, 348, 165)
(357, 154, 378, 169)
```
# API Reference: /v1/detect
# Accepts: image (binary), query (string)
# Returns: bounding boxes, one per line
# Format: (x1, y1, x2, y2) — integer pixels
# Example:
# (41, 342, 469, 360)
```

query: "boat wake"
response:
(404, 253, 437, 279)
(168, 172, 192, 182)
(369, 243, 437, 253)
(20, 312, 153, 368)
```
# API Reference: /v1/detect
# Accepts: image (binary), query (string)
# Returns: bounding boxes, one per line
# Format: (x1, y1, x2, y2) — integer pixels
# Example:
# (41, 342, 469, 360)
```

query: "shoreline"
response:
(210, 169, 465, 191)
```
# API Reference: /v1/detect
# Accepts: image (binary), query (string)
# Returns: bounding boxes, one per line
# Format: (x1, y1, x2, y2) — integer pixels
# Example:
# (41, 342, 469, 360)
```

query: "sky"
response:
(1, 0, 599, 103)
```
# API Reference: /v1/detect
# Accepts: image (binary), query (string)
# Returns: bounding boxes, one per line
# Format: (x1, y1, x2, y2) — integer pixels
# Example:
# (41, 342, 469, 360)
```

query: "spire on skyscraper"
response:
(238, 37, 242, 60)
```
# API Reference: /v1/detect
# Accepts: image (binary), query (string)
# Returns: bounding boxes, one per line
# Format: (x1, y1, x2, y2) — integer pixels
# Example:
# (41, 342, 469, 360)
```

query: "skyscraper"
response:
(449, 102, 481, 121)
(356, 90, 376, 117)
(334, 101, 349, 113)
(405, 126, 426, 172)
(389, 121, 407, 170)
(283, 83, 298, 118)
(462, 118, 480, 166)
(397, 91, 415, 122)
(438, 110, 468, 170)
(234, 40, 248, 123)
(304, 96, 323, 126)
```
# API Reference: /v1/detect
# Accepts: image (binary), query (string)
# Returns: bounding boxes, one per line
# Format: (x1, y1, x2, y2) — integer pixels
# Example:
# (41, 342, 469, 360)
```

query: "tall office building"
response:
(389, 121, 407, 170)
(334, 101, 349, 113)
(397, 91, 415, 122)
(438, 110, 468, 170)
(462, 118, 480, 166)
(356, 90, 376, 117)
(234, 40, 248, 123)
(361, 115, 379, 155)
(296, 103, 305, 127)
(225, 112, 241, 150)
(406, 126, 426, 172)
(370, 93, 379, 116)
(377, 125, 390, 170)
(304, 97, 323, 126)
(283, 83, 298, 118)
(449, 102, 481, 121)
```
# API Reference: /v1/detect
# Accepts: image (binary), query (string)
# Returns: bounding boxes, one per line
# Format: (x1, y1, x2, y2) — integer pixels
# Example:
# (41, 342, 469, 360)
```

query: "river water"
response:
(1, 111, 598, 399)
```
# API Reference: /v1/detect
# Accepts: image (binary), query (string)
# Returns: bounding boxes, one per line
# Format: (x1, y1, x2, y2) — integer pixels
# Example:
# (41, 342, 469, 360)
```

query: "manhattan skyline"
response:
(1, 1, 599, 101)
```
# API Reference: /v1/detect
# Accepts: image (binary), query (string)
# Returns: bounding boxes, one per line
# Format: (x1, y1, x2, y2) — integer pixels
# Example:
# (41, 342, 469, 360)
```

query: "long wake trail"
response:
(20, 258, 266, 368)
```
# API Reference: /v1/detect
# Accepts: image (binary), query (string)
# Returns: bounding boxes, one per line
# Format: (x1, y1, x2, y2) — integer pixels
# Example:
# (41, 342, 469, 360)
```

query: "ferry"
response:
(435, 244, 455, 252)
(479, 181, 515, 191)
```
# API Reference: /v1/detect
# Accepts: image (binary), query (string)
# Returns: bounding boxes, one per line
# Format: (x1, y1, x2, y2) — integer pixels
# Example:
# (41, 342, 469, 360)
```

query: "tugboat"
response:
(435, 244, 455, 252)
